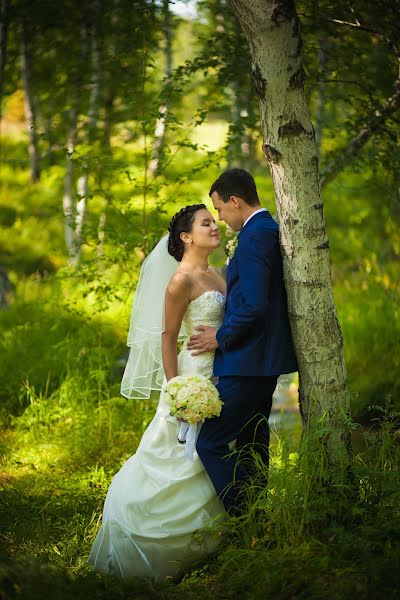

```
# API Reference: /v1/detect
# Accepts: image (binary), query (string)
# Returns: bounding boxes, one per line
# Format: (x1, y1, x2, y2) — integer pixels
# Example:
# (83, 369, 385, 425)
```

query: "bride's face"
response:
(184, 208, 220, 252)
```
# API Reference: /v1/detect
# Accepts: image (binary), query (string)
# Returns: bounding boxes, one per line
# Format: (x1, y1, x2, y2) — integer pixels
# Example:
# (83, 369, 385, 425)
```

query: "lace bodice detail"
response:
(178, 290, 225, 380)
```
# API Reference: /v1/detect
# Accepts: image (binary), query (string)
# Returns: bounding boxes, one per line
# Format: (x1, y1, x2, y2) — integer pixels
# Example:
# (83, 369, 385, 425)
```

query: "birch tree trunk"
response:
(63, 104, 78, 259)
(0, 0, 10, 160)
(148, 0, 172, 175)
(226, 0, 351, 467)
(72, 8, 101, 264)
(0, 0, 10, 106)
(20, 19, 40, 183)
(96, 92, 114, 260)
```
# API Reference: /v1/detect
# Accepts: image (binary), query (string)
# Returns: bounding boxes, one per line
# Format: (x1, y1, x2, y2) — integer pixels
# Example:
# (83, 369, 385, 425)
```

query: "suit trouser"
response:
(196, 375, 278, 515)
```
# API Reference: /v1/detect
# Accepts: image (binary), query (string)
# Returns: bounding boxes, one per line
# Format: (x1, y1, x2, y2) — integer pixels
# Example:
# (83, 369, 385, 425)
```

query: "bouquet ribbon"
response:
(178, 422, 202, 461)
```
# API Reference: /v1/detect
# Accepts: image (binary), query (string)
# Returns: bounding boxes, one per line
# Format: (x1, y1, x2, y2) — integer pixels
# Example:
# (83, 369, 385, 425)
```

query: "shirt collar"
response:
(242, 208, 267, 229)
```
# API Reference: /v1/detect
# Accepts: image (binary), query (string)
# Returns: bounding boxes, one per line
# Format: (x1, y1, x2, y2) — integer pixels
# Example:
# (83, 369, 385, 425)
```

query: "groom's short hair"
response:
(209, 168, 260, 206)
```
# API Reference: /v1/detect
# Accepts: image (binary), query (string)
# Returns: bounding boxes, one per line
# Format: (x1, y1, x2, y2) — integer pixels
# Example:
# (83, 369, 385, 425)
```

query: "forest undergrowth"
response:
(1, 327, 399, 599)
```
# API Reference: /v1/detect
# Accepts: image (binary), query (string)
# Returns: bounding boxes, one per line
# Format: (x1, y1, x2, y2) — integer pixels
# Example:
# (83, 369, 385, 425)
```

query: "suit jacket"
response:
(214, 210, 298, 377)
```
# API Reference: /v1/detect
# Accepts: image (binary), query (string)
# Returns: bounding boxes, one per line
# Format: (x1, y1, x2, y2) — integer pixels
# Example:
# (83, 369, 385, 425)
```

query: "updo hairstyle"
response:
(167, 204, 206, 262)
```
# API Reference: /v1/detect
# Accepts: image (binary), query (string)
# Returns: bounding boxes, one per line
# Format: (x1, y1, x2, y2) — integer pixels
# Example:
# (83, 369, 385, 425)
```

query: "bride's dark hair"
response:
(168, 204, 206, 262)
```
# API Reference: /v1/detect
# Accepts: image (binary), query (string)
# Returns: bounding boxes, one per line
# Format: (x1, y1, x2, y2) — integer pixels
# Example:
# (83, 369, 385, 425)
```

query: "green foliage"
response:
(0, 290, 122, 421)
(325, 169, 400, 416)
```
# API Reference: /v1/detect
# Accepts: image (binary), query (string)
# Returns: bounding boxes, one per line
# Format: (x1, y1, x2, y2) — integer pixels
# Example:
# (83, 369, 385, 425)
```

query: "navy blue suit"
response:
(196, 210, 297, 514)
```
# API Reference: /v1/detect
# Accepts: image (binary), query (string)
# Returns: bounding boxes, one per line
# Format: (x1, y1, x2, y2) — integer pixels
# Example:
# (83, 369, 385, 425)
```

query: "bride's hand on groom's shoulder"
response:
(187, 326, 218, 356)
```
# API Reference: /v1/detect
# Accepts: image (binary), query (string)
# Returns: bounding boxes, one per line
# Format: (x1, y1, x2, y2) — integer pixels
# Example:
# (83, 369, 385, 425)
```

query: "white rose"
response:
(177, 387, 190, 401)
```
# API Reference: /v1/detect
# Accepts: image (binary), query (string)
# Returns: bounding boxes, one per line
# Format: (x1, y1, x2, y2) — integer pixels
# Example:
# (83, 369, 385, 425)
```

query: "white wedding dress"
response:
(88, 290, 227, 580)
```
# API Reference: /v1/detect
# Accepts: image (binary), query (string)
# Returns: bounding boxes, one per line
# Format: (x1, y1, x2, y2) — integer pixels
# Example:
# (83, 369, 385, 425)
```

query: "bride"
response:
(88, 203, 227, 580)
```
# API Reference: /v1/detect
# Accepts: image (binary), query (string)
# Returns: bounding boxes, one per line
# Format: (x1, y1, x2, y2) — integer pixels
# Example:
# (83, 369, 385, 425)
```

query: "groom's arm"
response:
(216, 230, 277, 352)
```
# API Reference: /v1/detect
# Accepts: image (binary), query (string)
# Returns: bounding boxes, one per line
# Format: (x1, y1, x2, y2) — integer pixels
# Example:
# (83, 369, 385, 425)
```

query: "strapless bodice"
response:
(178, 290, 225, 380)
(182, 290, 225, 336)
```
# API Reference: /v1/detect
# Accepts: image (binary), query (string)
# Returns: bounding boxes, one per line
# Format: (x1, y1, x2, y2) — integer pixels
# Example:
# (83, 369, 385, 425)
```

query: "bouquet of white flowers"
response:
(164, 374, 223, 425)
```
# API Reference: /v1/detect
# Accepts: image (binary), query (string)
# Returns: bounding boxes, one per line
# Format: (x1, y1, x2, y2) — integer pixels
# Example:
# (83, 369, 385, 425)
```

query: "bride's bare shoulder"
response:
(166, 270, 194, 299)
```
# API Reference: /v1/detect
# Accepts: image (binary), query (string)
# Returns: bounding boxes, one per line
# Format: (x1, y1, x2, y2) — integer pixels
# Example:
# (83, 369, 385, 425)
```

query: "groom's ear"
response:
(230, 195, 241, 209)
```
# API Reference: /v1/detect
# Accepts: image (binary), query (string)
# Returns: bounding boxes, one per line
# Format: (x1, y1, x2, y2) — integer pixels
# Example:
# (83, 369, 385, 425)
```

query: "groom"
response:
(187, 168, 297, 515)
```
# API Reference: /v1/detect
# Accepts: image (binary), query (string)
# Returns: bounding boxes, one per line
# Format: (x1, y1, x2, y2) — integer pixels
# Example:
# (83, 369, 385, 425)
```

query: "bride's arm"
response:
(162, 272, 192, 381)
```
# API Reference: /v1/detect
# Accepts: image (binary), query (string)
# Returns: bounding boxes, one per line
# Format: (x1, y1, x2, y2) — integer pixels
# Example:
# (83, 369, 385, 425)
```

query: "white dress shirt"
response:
(226, 208, 268, 266)
(242, 207, 267, 229)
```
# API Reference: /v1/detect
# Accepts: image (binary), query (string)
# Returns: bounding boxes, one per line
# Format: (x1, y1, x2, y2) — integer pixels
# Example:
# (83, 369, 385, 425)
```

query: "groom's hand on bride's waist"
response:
(187, 326, 218, 355)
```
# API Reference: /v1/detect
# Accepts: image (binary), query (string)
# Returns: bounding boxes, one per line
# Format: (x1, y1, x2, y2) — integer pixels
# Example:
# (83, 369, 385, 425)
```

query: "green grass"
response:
(1, 394, 400, 598)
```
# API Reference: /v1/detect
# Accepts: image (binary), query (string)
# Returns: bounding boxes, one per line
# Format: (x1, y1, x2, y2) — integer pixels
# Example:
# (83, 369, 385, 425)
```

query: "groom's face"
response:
(211, 191, 243, 232)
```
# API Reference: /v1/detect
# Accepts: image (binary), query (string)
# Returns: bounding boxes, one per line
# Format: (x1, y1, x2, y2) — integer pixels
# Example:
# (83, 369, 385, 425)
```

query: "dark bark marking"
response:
(312, 202, 324, 210)
(262, 143, 282, 163)
(289, 65, 306, 89)
(292, 15, 300, 38)
(305, 225, 325, 237)
(300, 280, 324, 288)
(291, 35, 303, 58)
(317, 240, 330, 250)
(251, 63, 267, 99)
(271, 0, 296, 26)
(284, 216, 299, 229)
(309, 154, 319, 169)
(278, 120, 312, 139)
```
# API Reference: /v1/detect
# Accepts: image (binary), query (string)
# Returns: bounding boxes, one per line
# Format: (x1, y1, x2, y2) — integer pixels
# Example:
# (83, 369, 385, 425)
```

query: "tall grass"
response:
(180, 410, 400, 599)
(2, 384, 400, 598)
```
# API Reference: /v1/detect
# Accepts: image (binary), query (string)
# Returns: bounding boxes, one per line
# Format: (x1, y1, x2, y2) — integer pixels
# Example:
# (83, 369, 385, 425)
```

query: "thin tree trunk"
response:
(0, 0, 10, 105)
(73, 5, 101, 264)
(97, 93, 114, 260)
(63, 26, 87, 261)
(242, 85, 257, 171)
(0, 265, 13, 309)
(229, 18, 250, 168)
(63, 105, 78, 259)
(229, 81, 241, 167)
(96, 211, 107, 260)
(20, 19, 40, 182)
(101, 90, 114, 151)
(149, 0, 172, 175)
(0, 0, 10, 165)
(227, 0, 351, 467)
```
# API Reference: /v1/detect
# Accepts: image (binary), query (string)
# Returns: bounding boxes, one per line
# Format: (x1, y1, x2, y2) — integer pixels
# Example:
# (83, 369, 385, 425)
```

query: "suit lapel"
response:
(226, 211, 271, 290)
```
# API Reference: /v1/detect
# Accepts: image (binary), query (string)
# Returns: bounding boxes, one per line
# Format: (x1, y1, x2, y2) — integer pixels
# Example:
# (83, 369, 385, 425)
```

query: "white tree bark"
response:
(20, 19, 40, 183)
(226, 0, 351, 464)
(0, 0, 10, 105)
(72, 8, 101, 264)
(63, 105, 78, 259)
(148, 0, 172, 176)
